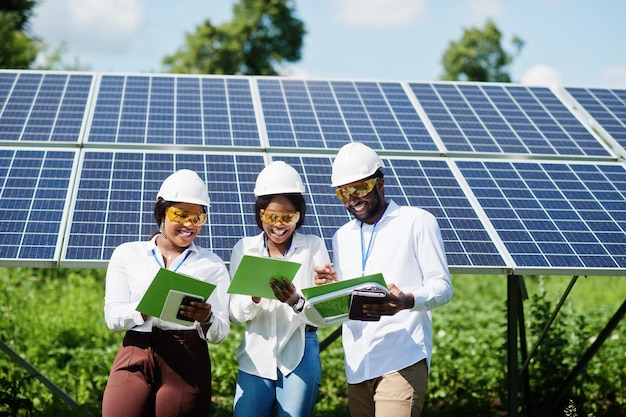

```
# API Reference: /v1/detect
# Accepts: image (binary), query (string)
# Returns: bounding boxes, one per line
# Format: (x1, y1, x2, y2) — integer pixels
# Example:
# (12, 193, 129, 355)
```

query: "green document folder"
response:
(301, 273, 387, 325)
(136, 268, 216, 318)
(228, 255, 301, 299)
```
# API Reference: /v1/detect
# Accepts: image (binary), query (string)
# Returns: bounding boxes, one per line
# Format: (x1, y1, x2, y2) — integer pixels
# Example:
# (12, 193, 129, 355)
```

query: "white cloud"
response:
(601, 65, 626, 89)
(334, 0, 429, 28)
(66, 0, 143, 32)
(280, 65, 316, 79)
(456, 0, 506, 24)
(520, 64, 563, 87)
(32, 0, 145, 54)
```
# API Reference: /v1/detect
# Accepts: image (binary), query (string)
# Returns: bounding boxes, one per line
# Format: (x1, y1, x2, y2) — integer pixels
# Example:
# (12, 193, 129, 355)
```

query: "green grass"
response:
(1, 267, 624, 417)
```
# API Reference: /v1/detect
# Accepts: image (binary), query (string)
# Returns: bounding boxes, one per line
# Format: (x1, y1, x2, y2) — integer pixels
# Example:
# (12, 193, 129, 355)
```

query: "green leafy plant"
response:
(1, 269, 624, 417)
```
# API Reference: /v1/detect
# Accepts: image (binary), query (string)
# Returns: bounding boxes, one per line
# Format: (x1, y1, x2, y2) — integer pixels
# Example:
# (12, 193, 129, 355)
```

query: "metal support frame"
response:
(507, 275, 625, 417)
(507, 275, 527, 417)
(542, 298, 626, 416)
(0, 340, 95, 417)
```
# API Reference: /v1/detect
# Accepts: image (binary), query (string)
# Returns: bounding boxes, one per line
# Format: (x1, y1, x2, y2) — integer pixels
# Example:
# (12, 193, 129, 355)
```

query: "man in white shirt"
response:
(315, 142, 453, 417)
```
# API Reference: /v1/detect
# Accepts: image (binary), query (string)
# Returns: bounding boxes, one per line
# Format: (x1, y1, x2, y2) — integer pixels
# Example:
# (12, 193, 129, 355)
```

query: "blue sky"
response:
(30, 0, 626, 88)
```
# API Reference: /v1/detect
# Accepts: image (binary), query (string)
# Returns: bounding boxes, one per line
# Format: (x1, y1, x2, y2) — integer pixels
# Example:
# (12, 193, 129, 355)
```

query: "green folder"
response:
(228, 255, 301, 299)
(301, 273, 387, 325)
(136, 268, 216, 318)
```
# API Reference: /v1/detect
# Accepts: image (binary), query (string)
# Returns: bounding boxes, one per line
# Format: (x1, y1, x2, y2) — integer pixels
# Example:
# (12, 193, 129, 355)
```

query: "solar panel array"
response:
(1, 70, 625, 275)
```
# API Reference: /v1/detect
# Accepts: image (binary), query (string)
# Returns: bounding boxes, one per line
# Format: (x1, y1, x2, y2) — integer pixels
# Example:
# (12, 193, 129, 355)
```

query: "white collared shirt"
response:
(333, 200, 453, 384)
(229, 231, 331, 379)
(104, 236, 230, 344)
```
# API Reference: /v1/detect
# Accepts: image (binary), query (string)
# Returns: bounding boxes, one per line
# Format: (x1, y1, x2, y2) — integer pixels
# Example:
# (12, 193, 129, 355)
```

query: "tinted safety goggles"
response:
(165, 206, 207, 227)
(260, 209, 300, 226)
(335, 178, 378, 202)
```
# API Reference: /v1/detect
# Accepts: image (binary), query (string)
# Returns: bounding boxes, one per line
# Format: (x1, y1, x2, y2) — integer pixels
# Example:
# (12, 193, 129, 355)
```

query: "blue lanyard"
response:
(264, 233, 292, 260)
(152, 248, 191, 272)
(359, 208, 386, 276)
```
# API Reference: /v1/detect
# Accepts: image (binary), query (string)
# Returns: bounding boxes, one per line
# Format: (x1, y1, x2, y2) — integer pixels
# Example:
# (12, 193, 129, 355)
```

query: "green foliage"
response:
(1, 269, 624, 417)
(162, 0, 305, 75)
(441, 19, 524, 82)
(0, 11, 41, 69)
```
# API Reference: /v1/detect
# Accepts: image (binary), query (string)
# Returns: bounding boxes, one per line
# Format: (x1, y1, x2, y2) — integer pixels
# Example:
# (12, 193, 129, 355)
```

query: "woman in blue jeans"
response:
(229, 161, 330, 417)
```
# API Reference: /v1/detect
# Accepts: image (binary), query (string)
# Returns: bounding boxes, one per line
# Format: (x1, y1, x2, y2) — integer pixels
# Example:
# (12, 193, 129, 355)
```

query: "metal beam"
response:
(0, 340, 94, 417)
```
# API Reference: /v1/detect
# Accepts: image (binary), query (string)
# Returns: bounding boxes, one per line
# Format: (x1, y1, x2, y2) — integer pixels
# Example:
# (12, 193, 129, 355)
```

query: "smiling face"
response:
(161, 202, 205, 248)
(261, 195, 298, 248)
(341, 177, 386, 224)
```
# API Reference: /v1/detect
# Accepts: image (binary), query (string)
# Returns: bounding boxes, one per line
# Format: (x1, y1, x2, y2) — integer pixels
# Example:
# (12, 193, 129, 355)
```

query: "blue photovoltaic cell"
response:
(383, 158, 505, 268)
(566, 87, 626, 153)
(457, 160, 626, 270)
(0, 71, 93, 143)
(63, 151, 265, 265)
(2, 70, 625, 277)
(277, 155, 505, 269)
(257, 78, 439, 151)
(410, 82, 610, 157)
(87, 75, 261, 147)
(0, 149, 76, 263)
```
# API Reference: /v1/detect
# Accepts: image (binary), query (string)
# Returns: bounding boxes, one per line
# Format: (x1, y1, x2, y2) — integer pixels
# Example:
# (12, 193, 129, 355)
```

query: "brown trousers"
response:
(102, 328, 212, 417)
(347, 359, 429, 417)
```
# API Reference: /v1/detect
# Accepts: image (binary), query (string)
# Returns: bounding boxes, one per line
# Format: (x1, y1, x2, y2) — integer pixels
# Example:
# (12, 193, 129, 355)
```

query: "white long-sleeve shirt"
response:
(104, 236, 230, 344)
(333, 200, 453, 384)
(229, 232, 331, 379)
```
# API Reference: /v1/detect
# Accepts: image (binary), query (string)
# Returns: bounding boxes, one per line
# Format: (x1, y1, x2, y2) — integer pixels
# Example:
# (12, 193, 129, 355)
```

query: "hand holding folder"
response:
(136, 268, 216, 325)
(227, 255, 301, 299)
(301, 273, 388, 325)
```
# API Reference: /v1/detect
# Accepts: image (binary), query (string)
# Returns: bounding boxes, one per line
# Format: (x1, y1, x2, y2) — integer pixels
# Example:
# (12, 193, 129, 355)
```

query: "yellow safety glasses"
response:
(260, 209, 300, 226)
(165, 206, 207, 227)
(335, 178, 378, 202)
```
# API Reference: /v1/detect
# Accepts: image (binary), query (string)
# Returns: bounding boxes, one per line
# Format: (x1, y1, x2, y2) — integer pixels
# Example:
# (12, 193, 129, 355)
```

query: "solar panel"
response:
(409, 82, 611, 157)
(273, 155, 506, 272)
(257, 78, 439, 151)
(0, 71, 93, 143)
(457, 160, 626, 274)
(61, 150, 265, 267)
(0, 148, 77, 266)
(86, 74, 260, 147)
(1, 70, 624, 277)
(565, 87, 626, 156)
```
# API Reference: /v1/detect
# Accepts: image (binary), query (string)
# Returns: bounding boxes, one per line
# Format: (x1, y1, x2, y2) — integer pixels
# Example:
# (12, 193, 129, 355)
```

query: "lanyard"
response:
(359, 207, 387, 276)
(152, 248, 191, 272)
(264, 233, 292, 260)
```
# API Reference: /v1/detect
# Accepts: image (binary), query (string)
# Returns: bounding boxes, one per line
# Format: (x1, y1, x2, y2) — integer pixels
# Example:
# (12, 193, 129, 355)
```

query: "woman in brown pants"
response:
(102, 169, 230, 417)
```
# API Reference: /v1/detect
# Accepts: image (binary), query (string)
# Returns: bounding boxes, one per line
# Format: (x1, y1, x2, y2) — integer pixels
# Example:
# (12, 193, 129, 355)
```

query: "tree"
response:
(0, 0, 41, 69)
(441, 19, 524, 83)
(163, 0, 305, 75)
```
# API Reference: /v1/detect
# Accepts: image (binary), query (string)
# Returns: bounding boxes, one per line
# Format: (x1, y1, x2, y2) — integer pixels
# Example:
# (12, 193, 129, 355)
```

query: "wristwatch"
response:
(292, 296, 305, 313)
(201, 312, 215, 327)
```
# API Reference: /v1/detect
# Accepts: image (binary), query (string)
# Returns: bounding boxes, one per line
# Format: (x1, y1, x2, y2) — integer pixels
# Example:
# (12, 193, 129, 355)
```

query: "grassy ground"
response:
(1, 268, 624, 416)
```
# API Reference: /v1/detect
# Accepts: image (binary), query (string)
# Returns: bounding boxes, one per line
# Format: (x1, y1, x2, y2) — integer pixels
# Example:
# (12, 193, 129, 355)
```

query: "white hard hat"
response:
(331, 142, 384, 187)
(157, 169, 210, 207)
(254, 161, 305, 196)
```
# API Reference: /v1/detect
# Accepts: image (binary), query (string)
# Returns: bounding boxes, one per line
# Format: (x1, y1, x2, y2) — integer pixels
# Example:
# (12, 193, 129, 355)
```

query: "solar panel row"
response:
(1, 71, 625, 275)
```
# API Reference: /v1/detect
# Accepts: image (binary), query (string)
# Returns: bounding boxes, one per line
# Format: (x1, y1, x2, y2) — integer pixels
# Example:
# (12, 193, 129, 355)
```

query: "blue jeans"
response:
(233, 331, 322, 417)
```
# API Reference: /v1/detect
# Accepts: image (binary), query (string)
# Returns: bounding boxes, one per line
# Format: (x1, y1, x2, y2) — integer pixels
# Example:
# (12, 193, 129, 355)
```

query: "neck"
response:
(265, 234, 291, 258)
(158, 234, 185, 258)
(363, 200, 388, 225)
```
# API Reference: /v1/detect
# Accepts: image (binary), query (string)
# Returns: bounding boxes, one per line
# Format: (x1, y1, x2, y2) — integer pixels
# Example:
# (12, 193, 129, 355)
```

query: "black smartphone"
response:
(176, 294, 204, 322)
(349, 286, 388, 321)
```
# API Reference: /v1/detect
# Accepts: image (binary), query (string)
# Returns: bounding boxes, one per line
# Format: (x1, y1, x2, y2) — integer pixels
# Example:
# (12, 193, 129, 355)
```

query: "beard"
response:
(348, 188, 383, 224)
